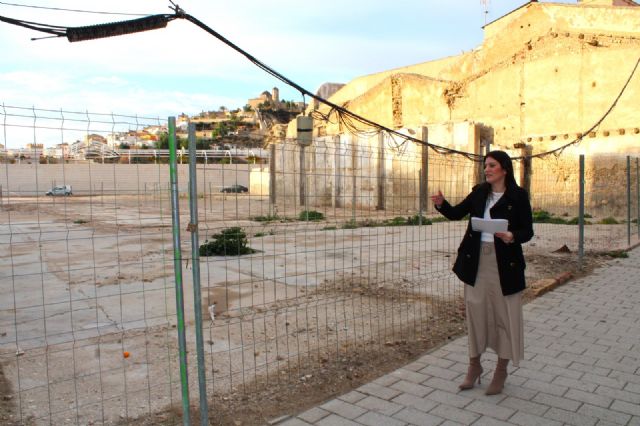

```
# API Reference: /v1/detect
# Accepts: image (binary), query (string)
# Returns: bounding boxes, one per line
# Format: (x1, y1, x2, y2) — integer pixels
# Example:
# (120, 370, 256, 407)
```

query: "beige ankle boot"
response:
(485, 358, 509, 395)
(458, 356, 483, 390)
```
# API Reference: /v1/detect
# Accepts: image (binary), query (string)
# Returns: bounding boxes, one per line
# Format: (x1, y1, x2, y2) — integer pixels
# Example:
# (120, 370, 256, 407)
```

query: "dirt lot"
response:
(0, 194, 635, 425)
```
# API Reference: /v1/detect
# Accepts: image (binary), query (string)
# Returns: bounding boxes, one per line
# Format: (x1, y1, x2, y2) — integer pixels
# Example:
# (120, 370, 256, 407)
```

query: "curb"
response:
(532, 243, 638, 298)
(532, 271, 574, 297)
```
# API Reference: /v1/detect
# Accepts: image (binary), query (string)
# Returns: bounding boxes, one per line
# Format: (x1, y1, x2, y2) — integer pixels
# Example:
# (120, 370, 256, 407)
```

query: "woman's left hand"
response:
(495, 231, 514, 244)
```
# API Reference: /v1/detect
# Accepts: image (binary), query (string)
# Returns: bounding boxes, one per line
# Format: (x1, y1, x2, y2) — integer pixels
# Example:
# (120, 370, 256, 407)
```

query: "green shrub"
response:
(567, 217, 592, 225)
(384, 216, 407, 226)
(406, 214, 432, 226)
(598, 217, 619, 225)
(252, 214, 280, 222)
(342, 220, 358, 229)
(253, 232, 266, 238)
(322, 226, 337, 231)
(532, 210, 552, 222)
(605, 250, 628, 258)
(299, 210, 324, 221)
(430, 216, 449, 223)
(73, 219, 88, 224)
(360, 218, 380, 227)
(533, 209, 574, 224)
(200, 227, 256, 256)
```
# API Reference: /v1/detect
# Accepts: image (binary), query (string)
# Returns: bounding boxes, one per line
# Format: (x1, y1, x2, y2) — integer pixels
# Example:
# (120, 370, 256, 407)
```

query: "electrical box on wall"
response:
(297, 116, 313, 146)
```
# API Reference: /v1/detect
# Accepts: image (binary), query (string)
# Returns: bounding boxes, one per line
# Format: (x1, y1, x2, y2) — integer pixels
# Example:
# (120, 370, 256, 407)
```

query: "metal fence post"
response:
(299, 145, 306, 207)
(168, 116, 191, 425)
(269, 143, 276, 215)
(579, 154, 585, 270)
(377, 133, 385, 211)
(334, 135, 342, 208)
(636, 157, 639, 238)
(352, 137, 357, 223)
(188, 123, 208, 424)
(627, 155, 631, 247)
(419, 127, 429, 218)
(205, 182, 213, 212)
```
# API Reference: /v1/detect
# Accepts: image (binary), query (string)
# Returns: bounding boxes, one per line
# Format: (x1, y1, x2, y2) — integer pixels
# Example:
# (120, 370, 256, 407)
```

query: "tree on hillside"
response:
(155, 133, 188, 149)
(212, 122, 229, 138)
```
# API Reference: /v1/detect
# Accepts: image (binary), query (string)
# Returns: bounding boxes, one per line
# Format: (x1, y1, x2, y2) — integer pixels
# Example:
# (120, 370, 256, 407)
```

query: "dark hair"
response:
(485, 150, 518, 187)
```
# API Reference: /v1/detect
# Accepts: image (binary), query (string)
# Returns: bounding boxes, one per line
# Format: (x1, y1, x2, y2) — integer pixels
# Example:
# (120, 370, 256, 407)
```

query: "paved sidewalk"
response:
(278, 248, 640, 426)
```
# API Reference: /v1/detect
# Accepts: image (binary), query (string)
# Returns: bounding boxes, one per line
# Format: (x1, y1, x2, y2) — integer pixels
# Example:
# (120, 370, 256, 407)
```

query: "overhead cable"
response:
(0, 1, 150, 16)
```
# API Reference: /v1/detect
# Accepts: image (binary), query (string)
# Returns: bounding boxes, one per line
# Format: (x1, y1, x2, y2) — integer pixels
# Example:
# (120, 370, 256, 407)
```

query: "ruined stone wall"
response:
(528, 144, 639, 219)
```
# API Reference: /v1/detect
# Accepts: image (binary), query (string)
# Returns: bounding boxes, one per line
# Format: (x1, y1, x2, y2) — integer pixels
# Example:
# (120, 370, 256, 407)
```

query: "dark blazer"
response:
(435, 182, 534, 296)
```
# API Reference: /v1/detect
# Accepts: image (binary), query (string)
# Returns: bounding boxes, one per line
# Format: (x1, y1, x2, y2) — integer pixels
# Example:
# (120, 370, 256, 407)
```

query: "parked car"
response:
(45, 185, 72, 196)
(220, 184, 248, 193)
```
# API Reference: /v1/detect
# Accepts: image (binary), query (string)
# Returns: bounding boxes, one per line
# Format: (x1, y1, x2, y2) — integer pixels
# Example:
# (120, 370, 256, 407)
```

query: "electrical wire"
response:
(0, 1, 150, 16)
(0, 13, 66, 37)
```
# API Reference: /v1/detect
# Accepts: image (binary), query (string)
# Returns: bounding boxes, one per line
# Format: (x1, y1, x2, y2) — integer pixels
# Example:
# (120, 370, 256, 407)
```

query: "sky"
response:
(0, 0, 546, 146)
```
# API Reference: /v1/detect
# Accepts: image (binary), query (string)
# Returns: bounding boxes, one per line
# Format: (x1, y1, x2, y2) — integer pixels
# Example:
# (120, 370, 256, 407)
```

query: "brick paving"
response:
(275, 247, 640, 426)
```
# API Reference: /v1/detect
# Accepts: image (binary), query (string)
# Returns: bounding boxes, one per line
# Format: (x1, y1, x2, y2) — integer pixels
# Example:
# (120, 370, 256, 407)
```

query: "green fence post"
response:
(168, 116, 191, 425)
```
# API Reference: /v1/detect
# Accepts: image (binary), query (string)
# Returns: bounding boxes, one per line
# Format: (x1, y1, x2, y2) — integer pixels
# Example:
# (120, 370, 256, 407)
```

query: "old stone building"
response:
(248, 87, 280, 111)
(270, 0, 640, 216)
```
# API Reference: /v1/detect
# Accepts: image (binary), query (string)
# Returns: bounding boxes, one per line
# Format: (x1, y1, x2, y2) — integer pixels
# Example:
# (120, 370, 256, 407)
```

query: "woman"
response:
(431, 150, 533, 395)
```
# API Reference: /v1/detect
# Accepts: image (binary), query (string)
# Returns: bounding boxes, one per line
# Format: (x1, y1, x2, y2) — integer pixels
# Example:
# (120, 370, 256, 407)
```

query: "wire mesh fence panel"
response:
(197, 135, 482, 399)
(194, 136, 640, 405)
(2, 104, 639, 424)
(0, 107, 187, 425)
(525, 155, 581, 282)
(582, 154, 640, 252)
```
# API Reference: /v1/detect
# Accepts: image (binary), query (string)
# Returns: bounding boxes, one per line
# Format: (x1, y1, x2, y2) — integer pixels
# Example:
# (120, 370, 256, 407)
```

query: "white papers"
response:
(471, 217, 508, 234)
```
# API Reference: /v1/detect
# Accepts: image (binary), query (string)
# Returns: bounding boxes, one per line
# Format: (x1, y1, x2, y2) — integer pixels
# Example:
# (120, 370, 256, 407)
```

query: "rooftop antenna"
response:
(481, 0, 490, 25)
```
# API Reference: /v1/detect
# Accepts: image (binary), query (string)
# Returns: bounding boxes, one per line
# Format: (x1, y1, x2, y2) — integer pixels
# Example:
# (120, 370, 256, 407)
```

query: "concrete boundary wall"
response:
(0, 164, 260, 195)
(269, 123, 480, 212)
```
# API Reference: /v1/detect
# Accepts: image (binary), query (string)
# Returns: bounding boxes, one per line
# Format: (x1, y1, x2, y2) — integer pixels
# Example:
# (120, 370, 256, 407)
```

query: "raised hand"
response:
(430, 190, 444, 208)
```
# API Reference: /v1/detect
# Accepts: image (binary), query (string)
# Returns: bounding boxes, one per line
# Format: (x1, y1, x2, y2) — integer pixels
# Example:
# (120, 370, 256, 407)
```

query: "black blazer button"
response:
(510, 262, 515, 267)
(466, 254, 471, 258)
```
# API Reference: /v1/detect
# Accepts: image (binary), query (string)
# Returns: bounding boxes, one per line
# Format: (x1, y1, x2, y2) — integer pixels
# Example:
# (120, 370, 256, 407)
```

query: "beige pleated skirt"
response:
(465, 242, 524, 367)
